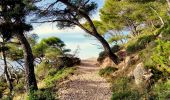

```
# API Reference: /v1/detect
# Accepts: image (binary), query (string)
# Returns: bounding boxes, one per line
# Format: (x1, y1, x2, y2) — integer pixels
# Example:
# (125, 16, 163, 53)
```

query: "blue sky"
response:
(31, 0, 105, 59)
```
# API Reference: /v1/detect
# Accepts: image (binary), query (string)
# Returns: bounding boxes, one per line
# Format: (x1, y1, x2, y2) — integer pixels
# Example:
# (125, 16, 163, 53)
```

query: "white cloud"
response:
(31, 23, 84, 35)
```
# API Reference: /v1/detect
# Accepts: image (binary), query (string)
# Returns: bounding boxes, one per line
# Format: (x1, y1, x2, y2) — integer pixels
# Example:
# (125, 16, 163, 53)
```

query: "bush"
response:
(44, 67, 76, 87)
(35, 61, 51, 80)
(55, 57, 74, 69)
(48, 68, 58, 76)
(126, 34, 156, 54)
(112, 90, 140, 100)
(97, 51, 107, 63)
(50, 56, 80, 69)
(111, 77, 141, 100)
(140, 39, 170, 78)
(158, 24, 170, 41)
(27, 90, 55, 100)
(15, 82, 25, 93)
(0, 81, 7, 98)
(99, 66, 118, 77)
(151, 40, 170, 74)
(150, 80, 170, 99)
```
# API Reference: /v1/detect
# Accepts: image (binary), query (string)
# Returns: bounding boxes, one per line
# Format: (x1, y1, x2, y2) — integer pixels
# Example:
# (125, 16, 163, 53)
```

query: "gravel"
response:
(58, 59, 112, 100)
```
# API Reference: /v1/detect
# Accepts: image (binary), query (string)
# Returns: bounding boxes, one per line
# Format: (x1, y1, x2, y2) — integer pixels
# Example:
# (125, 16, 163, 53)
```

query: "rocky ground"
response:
(58, 59, 112, 100)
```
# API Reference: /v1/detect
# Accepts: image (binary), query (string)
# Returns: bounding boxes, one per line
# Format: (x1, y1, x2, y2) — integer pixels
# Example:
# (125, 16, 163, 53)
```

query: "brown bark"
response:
(58, 0, 120, 64)
(16, 32, 38, 91)
(93, 34, 120, 64)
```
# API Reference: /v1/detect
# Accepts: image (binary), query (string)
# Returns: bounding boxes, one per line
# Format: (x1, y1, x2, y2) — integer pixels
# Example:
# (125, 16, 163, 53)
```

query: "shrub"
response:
(0, 81, 7, 98)
(158, 24, 170, 41)
(15, 82, 25, 93)
(97, 51, 107, 63)
(111, 77, 141, 100)
(72, 57, 81, 65)
(99, 66, 118, 77)
(151, 40, 170, 74)
(44, 67, 76, 87)
(55, 57, 74, 69)
(35, 61, 51, 80)
(112, 90, 140, 100)
(48, 68, 58, 76)
(27, 90, 55, 100)
(126, 34, 156, 54)
(150, 80, 170, 99)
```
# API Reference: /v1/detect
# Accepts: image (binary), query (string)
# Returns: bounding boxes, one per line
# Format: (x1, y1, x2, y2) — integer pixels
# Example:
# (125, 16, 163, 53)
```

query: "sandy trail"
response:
(58, 59, 112, 100)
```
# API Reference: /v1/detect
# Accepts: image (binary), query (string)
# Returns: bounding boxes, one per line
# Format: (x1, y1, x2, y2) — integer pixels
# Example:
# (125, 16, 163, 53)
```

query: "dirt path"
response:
(58, 59, 112, 100)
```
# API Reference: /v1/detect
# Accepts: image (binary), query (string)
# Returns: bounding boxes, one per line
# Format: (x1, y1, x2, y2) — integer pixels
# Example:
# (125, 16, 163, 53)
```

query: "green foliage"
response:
(97, 51, 107, 63)
(112, 90, 140, 100)
(33, 36, 70, 60)
(151, 40, 170, 74)
(111, 77, 141, 100)
(35, 61, 51, 80)
(159, 24, 170, 41)
(15, 82, 25, 93)
(43, 67, 76, 87)
(139, 39, 170, 80)
(100, 0, 168, 35)
(41, 37, 65, 48)
(83, 20, 107, 35)
(150, 80, 170, 99)
(126, 33, 156, 54)
(48, 68, 58, 76)
(6, 43, 23, 61)
(27, 90, 55, 100)
(45, 48, 62, 60)
(0, 82, 6, 98)
(99, 67, 118, 77)
(32, 42, 48, 58)
(108, 34, 127, 44)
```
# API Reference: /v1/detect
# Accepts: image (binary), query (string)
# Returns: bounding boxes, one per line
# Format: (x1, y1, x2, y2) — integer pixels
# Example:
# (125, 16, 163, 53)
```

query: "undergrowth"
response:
(99, 66, 118, 77)
(43, 67, 76, 88)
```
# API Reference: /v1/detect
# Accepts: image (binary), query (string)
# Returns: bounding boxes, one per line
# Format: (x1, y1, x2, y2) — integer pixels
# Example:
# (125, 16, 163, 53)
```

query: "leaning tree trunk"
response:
(93, 34, 120, 64)
(80, 13, 119, 64)
(16, 32, 38, 91)
(59, 0, 120, 65)
(2, 42, 13, 95)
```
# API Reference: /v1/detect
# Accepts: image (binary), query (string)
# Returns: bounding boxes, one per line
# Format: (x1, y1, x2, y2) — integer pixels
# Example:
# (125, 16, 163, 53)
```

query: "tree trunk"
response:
(94, 34, 120, 64)
(59, 0, 120, 65)
(16, 32, 38, 91)
(2, 43, 13, 95)
(80, 14, 119, 64)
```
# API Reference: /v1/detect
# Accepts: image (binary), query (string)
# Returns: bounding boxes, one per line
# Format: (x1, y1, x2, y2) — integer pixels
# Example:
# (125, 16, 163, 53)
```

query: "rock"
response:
(158, 33, 163, 38)
(124, 56, 131, 68)
(100, 57, 116, 68)
(133, 63, 146, 85)
(130, 54, 139, 65)
(133, 63, 153, 86)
